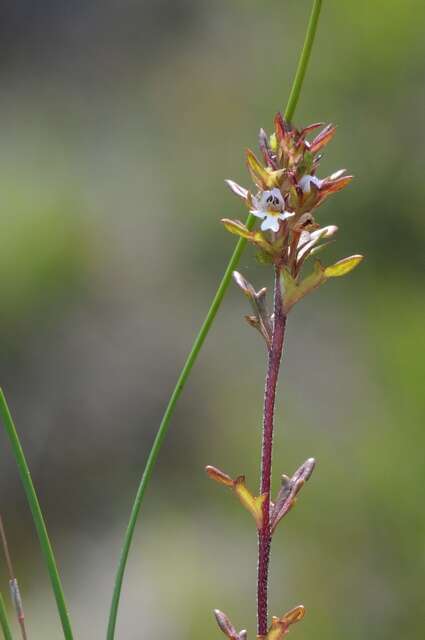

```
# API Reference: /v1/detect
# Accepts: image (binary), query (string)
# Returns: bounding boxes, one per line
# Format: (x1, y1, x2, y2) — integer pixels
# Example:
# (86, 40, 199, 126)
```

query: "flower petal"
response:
(278, 211, 295, 221)
(251, 208, 266, 220)
(299, 174, 323, 193)
(261, 215, 280, 232)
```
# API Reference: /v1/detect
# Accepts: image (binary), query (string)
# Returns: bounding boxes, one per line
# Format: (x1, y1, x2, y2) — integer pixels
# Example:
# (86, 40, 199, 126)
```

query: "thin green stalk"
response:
(284, 0, 322, 123)
(0, 593, 13, 640)
(106, 214, 255, 640)
(0, 390, 74, 640)
(107, 2, 323, 637)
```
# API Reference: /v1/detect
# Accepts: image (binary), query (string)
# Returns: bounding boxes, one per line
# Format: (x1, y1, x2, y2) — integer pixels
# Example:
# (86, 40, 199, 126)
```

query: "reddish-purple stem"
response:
(257, 266, 287, 636)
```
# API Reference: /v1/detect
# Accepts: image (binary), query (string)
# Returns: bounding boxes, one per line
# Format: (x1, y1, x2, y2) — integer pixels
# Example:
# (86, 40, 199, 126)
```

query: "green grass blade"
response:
(285, 0, 323, 123)
(106, 214, 256, 640)
(107, 2, 323, 637)
(0, 593, 14, 640)
(0, 390, 74, 640)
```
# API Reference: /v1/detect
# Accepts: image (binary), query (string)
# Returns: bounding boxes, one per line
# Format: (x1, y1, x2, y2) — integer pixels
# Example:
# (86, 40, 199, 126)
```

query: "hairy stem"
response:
(257, 267, 286, 635)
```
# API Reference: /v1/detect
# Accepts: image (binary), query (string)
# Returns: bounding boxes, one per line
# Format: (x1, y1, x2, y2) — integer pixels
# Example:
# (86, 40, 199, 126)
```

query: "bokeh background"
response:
(0, 1, 424, 638)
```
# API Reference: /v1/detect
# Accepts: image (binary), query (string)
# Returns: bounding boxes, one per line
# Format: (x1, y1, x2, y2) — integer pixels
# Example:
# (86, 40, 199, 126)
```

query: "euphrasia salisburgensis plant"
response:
(206, 115, 363, 639)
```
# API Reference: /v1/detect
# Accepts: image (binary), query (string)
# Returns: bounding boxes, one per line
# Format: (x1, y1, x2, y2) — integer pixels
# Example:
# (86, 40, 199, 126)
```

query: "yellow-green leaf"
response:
(252, 231, 276, 255)
(264, 606, 305, 640)
(281, 261, 326, 313)
(205, 465, 234, 487)
(324, 254, 364, 278)
(221, 219, 253, 240)
(233, 476, 267, 529)
(246, 149, 270, 189)
(269, 133, 278, 152)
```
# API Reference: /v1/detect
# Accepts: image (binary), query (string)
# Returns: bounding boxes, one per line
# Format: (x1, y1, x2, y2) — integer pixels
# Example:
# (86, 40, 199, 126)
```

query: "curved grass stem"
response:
(0, 390, 74, 640)
(106, 213, 256, 640)
(107, 2, 323, 637)
(284, 0, 323, 123)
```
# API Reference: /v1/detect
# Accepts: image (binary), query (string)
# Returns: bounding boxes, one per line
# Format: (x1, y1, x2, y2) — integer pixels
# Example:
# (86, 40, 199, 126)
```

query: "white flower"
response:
(298, 174, 323, 193)
(251, 188, 294, 233)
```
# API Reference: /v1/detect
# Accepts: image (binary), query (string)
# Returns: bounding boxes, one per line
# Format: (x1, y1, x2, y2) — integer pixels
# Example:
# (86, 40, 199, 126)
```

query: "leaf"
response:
(281, 261, 326, 313)
(270, 458, 316, 533)
(269, 133, 278, 152)
(233, 272, 273, 347)
(205, 465, 234, 487)
(320, 174, 353, 194)
(214, 610, 240, 640)
(233, 476, 267, 529)
(221, 219, 253, 240)
(328, 169, 346, 180)
(274, 112, 289, 145)
(225, 179, 249, 200)
(264, 606, 305, 640)
(324, 254, 364, 277)
(246, 149, 270, 189)
(232, 271, 252, 296)
(297, 150, 314, 176)
(310, 123, 336, 153)
(259, 128, 277, 169)
(255, 249, 275, 265)
(297, 225, 338, 261)
(299, 122, 323, 139)
(206, 467, 266, 529)
(222, 220, 275, 256)
(281, 254, 363, 312)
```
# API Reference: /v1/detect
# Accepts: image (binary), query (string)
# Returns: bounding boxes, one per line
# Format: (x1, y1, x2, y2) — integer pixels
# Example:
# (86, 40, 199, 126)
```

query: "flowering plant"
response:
(206, 115, 363, 639)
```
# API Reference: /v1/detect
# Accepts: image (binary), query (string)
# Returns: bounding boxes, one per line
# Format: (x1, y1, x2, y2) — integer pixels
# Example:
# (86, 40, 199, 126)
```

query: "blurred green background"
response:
(0, 1, 424, 638)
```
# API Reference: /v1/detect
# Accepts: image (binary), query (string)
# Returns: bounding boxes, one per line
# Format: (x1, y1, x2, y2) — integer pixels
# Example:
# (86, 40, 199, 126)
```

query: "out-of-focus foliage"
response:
(0, 1, 423, 639)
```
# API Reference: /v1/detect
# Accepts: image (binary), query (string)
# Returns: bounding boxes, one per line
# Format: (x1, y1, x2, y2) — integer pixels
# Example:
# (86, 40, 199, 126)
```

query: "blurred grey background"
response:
(0, 1, 424, 638)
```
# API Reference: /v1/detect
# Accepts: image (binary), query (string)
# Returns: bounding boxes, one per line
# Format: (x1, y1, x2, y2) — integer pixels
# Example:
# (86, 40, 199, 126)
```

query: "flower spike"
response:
(216, 82, 363, 640)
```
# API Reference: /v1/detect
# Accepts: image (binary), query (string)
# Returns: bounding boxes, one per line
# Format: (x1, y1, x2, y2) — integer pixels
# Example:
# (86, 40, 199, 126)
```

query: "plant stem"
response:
(257, 268, 286, 635)
(0, 593, 13, 640)
(0, 390, 74, 640)
(284, 0, 323, 123)
(107, 2, 323, 636)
